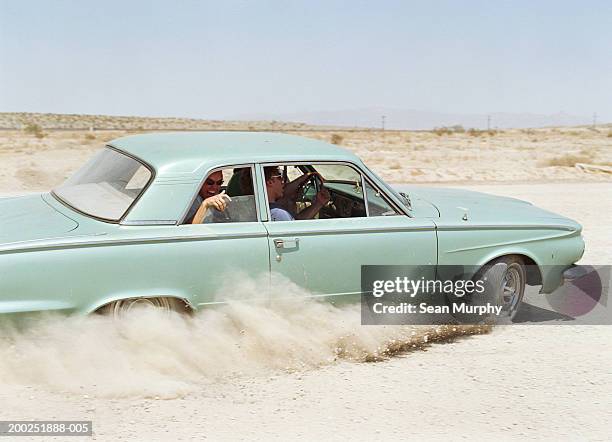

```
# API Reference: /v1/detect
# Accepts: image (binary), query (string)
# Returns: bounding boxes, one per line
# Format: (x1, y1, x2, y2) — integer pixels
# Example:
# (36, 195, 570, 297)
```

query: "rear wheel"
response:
(99, 297, 187, 319)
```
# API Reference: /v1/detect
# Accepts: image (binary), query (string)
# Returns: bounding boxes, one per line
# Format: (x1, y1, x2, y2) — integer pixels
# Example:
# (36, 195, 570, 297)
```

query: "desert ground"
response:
(0, 117, 610, 441)
(1, 118, 612, 192)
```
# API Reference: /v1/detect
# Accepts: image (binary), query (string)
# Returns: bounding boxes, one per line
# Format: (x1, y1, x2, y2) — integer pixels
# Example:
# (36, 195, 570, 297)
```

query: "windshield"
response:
(53, 147, 153, 221)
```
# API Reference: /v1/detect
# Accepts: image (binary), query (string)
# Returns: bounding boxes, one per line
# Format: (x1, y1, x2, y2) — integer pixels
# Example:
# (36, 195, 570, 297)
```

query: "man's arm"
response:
(295, 187, 330, 220)
(191, 192, 231, 224)
(283, 172, 313, 199)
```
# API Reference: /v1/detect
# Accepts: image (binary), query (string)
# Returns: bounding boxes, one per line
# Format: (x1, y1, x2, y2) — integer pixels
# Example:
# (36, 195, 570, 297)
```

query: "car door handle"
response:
(274, 238, 299, 249)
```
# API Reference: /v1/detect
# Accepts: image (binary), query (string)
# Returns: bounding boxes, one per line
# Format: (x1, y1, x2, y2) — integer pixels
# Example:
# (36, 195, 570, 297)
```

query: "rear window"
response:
(53, 147, 152, 221)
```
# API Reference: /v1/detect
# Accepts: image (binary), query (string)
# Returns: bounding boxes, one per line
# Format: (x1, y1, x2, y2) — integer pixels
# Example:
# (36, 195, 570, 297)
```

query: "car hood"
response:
(397, 186, 581, 230)
(0, 194, 79, 245)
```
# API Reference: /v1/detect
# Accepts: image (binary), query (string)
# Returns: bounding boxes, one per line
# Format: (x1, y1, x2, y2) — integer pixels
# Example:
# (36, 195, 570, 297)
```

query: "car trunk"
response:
(0, 194, 79, 245)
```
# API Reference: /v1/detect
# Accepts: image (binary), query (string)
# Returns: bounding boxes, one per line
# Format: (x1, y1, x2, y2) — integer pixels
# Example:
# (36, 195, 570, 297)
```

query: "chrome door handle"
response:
(274, 238, 299, 249)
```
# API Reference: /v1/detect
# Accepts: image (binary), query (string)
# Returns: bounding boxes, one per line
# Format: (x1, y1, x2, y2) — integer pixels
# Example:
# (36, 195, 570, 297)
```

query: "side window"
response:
(185, 166, 257, 224)
(365, 180, 400, 216)
(264, 163, 367, 221)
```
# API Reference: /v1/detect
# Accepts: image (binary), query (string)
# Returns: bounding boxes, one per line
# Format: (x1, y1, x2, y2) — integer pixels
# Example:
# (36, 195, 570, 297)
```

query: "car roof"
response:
(109, 132, 360, 177)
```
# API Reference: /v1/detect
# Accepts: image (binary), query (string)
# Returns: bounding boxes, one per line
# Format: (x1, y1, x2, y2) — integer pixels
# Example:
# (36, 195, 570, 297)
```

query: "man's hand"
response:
(192, 191, 232, 224)
(203, 192, 232, 212)
(314, 187, 330, 207)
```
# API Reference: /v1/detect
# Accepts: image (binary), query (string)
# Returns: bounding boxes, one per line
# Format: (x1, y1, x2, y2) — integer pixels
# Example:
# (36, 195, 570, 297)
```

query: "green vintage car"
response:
(0, 132, 584, 319)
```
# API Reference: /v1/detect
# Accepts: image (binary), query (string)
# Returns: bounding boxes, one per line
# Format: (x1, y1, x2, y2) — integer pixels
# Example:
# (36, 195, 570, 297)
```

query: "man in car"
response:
(265, 166, 330, 221)
(189, 170, 232, 223)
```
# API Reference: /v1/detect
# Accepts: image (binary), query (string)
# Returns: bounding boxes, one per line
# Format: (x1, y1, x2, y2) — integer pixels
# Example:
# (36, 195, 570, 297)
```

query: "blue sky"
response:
(1, 0, 611, 121)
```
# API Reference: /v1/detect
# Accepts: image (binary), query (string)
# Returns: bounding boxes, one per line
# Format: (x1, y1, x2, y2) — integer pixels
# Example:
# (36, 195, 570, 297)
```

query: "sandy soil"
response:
(0, 126, 610, 441)
(1, 126, 612, 193)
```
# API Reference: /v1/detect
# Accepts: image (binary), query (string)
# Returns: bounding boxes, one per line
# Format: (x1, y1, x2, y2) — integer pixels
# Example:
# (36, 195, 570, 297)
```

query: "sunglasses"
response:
(205, 179, 224, 186)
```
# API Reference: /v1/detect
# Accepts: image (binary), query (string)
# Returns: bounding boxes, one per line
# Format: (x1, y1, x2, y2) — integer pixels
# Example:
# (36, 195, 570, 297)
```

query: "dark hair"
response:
(264, 166, 281, 182)
(239, 168, 253, 194)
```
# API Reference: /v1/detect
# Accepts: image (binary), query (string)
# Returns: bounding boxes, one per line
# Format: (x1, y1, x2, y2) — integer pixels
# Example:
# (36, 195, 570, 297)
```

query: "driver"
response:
(265, 166, 329, 221)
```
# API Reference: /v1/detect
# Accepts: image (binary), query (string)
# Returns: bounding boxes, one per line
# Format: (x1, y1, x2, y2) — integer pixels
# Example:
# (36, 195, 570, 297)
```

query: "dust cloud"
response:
(0, 277, 488, 399)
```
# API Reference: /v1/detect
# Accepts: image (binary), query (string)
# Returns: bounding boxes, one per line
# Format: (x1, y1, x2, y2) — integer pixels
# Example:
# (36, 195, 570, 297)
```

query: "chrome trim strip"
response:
(268, 226, 434, 236)
(195, 291, 360, 307)
(121, 220, 177, 226)
(444, 235, 559, 253)
(0, 232, 269, 254)
(362, 172, 370, 217)
(0, 232, 108, 248)
(437, 224, 576, 232)
(307, 291, 361, 298)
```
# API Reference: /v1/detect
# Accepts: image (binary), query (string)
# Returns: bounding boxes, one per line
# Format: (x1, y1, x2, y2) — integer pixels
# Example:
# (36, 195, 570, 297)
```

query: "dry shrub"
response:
(84, 133, 96, 141)
(433, 127, 452, 136)
(433, 125, 464, 136)
(541, 153, 594, 167)
(330, 133, 344, 145)
(23, 122, 45, 139)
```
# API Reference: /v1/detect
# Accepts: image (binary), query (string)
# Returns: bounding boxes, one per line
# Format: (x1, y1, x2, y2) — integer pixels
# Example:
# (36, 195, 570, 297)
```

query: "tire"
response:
(447, 256, 526, 324)
(475, 256, 526, 322)
(99, 297, 187, 319)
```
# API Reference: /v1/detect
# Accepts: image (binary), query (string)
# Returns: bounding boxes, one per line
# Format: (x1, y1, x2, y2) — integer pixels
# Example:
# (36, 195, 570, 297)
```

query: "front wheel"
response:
(448, 256, 526, 324)
(499, 257, 527, 319)
(476, 256, 526, 322)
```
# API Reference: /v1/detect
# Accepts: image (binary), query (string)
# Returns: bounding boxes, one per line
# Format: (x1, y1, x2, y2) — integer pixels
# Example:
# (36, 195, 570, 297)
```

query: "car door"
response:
(152, 164, 270, 307)
(259, 162, 437, 303)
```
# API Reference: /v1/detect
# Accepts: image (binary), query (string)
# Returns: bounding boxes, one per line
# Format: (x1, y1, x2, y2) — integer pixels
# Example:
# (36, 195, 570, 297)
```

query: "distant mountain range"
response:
(232, 108, 596, 130)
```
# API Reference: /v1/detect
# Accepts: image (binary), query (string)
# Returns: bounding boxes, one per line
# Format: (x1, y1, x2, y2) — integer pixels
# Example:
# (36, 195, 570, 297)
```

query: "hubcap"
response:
(501, 266, 522, 316)
(111, 297, 173, 319)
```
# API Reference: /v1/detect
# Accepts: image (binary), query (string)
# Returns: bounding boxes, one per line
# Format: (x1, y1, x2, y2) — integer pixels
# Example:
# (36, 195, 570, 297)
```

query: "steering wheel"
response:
(298, 173, 324, 204)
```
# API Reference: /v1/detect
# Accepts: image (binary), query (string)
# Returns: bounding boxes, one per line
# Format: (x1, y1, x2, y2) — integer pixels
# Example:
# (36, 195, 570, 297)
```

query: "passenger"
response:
(265, 166, 329, 221)
(226, 168, 254, 197)
(189, 170, 232, 224)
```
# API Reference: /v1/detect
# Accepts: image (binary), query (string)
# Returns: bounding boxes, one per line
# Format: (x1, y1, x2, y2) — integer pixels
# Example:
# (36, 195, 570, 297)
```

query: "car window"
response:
(266, 163, 367, 220)
(365, 180, 400, 216)
(53, 147, 152, 221)
(186, 166, 258, 224)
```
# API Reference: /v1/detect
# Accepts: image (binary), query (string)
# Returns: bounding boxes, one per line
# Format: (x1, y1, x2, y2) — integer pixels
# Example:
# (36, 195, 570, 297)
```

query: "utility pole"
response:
(487, 114, 491, 131)
(381, 115, 386, 131)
